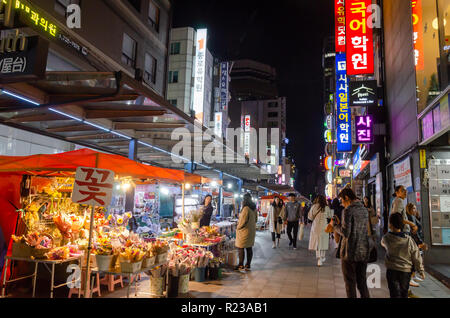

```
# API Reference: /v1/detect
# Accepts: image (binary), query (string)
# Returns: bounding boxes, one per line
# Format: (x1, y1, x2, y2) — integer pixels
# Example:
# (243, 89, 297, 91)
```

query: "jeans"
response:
(286, 221, 299, 248)
(341, 260, 370, 298)
(386, 269, 411, 298)
(238, 247, 253, 267)
(271, 232, 281, 242)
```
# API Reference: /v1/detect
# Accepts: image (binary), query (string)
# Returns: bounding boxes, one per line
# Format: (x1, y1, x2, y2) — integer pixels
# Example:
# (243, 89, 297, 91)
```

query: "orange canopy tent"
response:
(0, 148, 189, 183)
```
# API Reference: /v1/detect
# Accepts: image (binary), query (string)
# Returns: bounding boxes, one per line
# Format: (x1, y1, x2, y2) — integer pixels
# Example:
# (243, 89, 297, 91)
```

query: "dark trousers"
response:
(238, 247, 253, 267)
(271, 232, 281, 241)
(341, 260, 370, 298)
(386, 269, 412, 298)
(286, 221, 299, 247)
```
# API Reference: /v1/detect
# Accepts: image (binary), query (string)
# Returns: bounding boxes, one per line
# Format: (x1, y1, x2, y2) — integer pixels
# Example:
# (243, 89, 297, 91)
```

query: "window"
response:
(268, 121, 278, 128)
(168, 99, 177, 107)
(148, 1, 160, 31)
(268, 112, 279, 118)
(122, 33, 137, 68)
(127, 0, 141, 12)
(169, 71, 179, 83)
(55, 0, 80, 16)
(170, 42, 181, 55)
(268, 102, 278, 108)
(413, 0, 441, 113)
(144, 53, 157, 84)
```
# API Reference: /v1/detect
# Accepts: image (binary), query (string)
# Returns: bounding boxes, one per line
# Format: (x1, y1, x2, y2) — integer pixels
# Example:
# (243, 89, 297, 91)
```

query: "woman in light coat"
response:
(235, 193, 258, 271)
(308, 195, 333, 266)
(267, 196, 284, 248)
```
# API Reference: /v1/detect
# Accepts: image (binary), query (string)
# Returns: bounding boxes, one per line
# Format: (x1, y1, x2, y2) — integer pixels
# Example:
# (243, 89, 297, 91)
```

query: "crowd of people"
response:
(227, 184, 428, 299)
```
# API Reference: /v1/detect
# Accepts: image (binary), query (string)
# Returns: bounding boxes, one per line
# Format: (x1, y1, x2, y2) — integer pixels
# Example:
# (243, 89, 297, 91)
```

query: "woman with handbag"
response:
(267, 195, 284, 248)
(308, 195, 333, 266)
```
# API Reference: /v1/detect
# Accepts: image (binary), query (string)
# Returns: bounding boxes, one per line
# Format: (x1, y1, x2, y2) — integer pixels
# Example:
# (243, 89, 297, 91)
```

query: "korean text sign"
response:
(193, 28, 208, 123)
(346, 0, 374, 75)
(412, 0, 424, 70)
(220, 62, 229, 111)
(335, 0, 346, 52)
(72, 167, 115, 207)
(355, 115, 374, 143)
(336, 53, 352, 152)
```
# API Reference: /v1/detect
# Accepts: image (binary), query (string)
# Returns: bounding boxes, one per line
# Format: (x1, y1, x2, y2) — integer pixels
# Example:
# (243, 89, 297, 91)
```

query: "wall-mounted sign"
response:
(326, 114, 335, 130)
(244, 115, 251, 132)
(0, 35, 48, 83)
(325, 184, 333, 198)
(355, 115, 374, 144)
(412, 0, 424, 70)
(193, 28, 208, 123)
(335, 159, 346, 166)
(220, 62, 229, 111)
(214, 112, 222, 137)
(324, 129, 333, 143)
(370, 153, 380, 177)
(393, 157, 413, 192)
(419, 149, 427, 169)
(336, 53, 352, 152)
(350, 80, 377, 106)
(335, 0, 346, 52)
(346, 0, 374, 75)
(326, 170, 333, 184)
(339, 169, 351, 178)
(324, 156, 333, 170)
(353, 145, 369, 178)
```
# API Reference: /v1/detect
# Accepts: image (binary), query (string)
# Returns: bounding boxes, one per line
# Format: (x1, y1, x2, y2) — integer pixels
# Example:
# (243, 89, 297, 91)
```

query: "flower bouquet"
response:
(93, 237, 117, 271)
(45, 246, 70, 260)
(188, 209, 203, 229)
(119, 246, 145, 273)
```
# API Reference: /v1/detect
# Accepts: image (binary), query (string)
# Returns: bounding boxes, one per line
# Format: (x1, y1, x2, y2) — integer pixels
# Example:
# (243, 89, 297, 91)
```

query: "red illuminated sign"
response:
(335, 0, 346, 52)
(412, 0, 424, 70)
(345, 0, 374, 75)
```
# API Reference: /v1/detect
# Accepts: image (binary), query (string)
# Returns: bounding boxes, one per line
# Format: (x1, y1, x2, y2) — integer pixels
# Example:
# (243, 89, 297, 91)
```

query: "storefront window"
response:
(413, 0, 441, 113)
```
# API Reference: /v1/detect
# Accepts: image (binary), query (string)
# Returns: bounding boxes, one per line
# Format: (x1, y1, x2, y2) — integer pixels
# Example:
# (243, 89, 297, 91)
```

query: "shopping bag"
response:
(298, 223, 305, 241)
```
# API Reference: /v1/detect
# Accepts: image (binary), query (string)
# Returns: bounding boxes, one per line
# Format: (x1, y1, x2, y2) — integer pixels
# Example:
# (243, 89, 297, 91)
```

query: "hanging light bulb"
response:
(161, 187, 169, 195)
(185, 183, 191, 190)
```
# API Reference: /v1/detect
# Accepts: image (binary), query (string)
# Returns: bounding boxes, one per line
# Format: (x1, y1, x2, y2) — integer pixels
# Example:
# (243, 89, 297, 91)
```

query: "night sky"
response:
(172, 0, 334, 193)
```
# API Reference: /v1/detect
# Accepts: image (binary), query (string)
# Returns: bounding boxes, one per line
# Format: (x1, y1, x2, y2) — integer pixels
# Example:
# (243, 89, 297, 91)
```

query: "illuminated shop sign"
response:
(346, 0, 374, 75)
(220, 62, 229, 111)
(214, 112, 222, 137)
(336, 53, 352, 152)
(412, 0, 424, 70)
(193, 28, 208, 123)
(335, 0, 346, 52)
(355, 115, 374, 144)
(349, 80, 377, 107)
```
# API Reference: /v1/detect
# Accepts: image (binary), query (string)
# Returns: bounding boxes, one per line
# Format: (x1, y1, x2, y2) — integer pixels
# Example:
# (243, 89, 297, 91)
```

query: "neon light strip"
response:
(1, 90, 40, 106)
(48, 108, 83, 122)
(84, 121, 110, 132)
(110, 130, 132, 140)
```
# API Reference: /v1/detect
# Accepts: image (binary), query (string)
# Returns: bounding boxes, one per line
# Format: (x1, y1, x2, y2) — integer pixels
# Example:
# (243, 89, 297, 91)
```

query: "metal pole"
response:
(84, 205, 95, 298)
(182, 183, 185, 220)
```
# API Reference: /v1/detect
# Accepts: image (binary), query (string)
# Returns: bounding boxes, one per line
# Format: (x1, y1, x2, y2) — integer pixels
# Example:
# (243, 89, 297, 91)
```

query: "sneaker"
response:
(234, 265, 244, 271)
(409, 280, 420, 287)
(317, 258, 323, 267)
(272, 242, 276, 249)
(293, 247, 297, 250)
(413, 276, 424, 282)
(321, 257, 326, 263)
(244, 265, 251, 271)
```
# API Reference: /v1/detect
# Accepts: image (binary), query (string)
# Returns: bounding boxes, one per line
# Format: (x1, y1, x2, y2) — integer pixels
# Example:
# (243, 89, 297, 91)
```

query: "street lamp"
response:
(227, 183, 233, 190)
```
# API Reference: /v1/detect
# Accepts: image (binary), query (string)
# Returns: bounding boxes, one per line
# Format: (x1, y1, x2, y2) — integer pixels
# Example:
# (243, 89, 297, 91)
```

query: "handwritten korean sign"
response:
(335, 0, 346, 53)
(355, 115, 374, 144)
(336, 53, 352, 152)
(72, 167, 115, 207)
(345, 0, 374, 75)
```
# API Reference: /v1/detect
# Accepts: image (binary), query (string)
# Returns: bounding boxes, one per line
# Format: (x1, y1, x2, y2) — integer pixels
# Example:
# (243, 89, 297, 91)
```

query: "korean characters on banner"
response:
(346, 0, 374, 75)
(336, 53, 352, 152)
(412, 0, 424, 70)
(355, 115, 374, 144)
(335, 0, 346, 52)
(72, 167, 115, 207)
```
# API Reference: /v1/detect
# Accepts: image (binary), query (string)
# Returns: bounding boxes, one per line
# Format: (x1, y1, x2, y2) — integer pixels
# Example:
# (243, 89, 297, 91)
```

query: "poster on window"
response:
(393, 157, 413, 192)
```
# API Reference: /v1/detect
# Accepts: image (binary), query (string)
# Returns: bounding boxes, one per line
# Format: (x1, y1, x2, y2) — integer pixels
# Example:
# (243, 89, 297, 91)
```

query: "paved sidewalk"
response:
(104, 226, 450, 298)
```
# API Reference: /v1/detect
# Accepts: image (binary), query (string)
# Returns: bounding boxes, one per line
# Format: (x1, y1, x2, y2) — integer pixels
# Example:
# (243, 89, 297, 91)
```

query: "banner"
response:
(355, 115, 374, 144)
(335, 0, 346, 52)
(393, 157, 413, 192)
(193, 28, 208, 123)
(220, 62, 229, 111)
(349, 80, 377, 106)
(346, 0, 374, 75)
(336, 53, 352, 152)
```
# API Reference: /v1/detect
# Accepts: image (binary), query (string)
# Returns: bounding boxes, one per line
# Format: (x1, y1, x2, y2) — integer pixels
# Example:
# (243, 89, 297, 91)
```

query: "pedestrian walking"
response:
(267, 195, 284, 248)
(308, 195, 333, 266)
(390, 186, 418, 235)
(200, 194, 213, 227)
(329, 188, 371, 298)
(280, 193, 302, 249)
(381, 213, 425, 298)
(235, 193, 258, 271)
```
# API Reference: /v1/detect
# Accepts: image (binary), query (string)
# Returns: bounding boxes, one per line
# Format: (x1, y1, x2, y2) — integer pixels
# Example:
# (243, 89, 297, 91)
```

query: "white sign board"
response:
(214, 112, 222, 137)
(393, 157, 413, 192)
(72, 167, 115, 207)
(193, 28, 208, 123)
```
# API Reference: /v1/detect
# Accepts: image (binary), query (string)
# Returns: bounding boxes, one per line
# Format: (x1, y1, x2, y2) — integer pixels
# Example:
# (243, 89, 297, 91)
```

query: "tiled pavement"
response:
(104, 226, 450, 299)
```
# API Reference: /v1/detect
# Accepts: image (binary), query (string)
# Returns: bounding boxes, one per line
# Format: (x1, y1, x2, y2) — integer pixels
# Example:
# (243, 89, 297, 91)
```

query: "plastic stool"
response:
(100, 274, 123, 292)
(68, 271, 101, 298)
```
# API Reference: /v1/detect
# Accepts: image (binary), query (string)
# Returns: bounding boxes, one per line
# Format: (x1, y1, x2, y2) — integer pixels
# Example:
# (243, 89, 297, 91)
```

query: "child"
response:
(381, 213, 425, 298)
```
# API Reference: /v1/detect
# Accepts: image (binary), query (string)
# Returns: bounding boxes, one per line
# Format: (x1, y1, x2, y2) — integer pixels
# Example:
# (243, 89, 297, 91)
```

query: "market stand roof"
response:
(0, 148, 202, 183)
(0, 72, 273, 183)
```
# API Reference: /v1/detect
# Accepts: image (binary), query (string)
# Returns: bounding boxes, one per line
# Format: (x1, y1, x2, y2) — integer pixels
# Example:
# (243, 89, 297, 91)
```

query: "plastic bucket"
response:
(149, 276, 165, 297)
(142, 256, 156, 268)
(156, 252, 168, 264)
(167, 275, 179, 298)
(120, 261, 142, 273)
(194, 267, 206, 282)
(178, 274, 190, 294)
(95, 255, 115, 271)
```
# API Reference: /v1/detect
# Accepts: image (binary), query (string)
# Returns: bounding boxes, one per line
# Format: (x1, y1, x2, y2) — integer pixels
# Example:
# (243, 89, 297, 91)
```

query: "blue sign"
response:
(220, 62, 229, 111)
(353, 145, 361, 179)
(336, 53, 352, 152)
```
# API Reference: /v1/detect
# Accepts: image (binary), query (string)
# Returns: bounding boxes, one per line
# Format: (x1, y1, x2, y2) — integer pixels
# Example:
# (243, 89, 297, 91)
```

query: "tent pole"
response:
(84, 205, 95, 298)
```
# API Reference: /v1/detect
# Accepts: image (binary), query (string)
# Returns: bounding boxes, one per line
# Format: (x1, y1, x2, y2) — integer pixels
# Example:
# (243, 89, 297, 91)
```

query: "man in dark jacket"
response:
(330, 188, 370, 298)
(281, 193, 302, 249)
